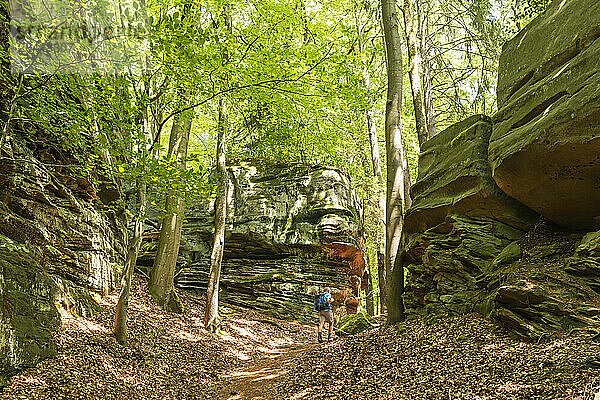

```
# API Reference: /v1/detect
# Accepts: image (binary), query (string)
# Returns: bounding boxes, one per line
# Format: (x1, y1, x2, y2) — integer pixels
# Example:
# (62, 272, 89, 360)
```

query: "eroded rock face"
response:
(405, 115, 536, 234)
(482, 221, 600, 340)
(403, 116, 538, 317)
(490, 0, 600, 230)
(402, 115, 600, 339)
(141, 161, 366, 321)
(0, 140, 126, 382)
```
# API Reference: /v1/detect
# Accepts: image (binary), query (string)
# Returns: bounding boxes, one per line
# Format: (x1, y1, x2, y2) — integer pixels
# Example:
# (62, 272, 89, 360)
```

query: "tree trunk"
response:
(113, 76, 155, 345)
(358, 11, 388, 315)
(367, 105, 388, 315)
(148, 110, 192, 313)
(204, 97, 228, 333)
(402, 0, 428, 146)
(114, 179, 147, 345)
(419, 0, 437, 137)
(204, 5, 232, 334)
(377, 251, 386, 314)
(382, 0, 408, 323)
(368, 111, 388, 313)
(364, 262, 375, 316)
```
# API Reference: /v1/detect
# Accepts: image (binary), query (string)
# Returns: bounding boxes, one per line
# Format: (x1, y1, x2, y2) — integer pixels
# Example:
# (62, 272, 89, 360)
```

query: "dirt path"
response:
(218, 342, 318, 400)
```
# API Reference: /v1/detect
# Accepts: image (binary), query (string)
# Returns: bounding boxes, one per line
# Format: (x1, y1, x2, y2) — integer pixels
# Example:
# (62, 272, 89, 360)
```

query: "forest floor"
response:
(1, 275, 600, 400)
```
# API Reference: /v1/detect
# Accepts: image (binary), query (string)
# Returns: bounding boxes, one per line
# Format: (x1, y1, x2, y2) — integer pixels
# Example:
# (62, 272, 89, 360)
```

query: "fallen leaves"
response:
(1, 276, 599, 400)
(273, 315, 600, 400)
(0, 276, 313, 400)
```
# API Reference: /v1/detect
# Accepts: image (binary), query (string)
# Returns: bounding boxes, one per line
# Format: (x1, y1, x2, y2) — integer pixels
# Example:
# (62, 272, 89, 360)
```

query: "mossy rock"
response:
(337, 312, 376, 336)
(490, 0, 600, 230)
(487, 241, 521, 273)
(0, 247, 61, 385)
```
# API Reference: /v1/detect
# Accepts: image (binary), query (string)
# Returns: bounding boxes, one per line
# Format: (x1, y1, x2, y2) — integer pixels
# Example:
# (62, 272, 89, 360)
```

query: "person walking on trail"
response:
(314, 287, 334, 343)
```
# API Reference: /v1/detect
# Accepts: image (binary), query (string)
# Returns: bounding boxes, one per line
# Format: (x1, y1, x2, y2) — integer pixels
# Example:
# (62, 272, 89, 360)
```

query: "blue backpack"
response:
(314, 293, 329, 312)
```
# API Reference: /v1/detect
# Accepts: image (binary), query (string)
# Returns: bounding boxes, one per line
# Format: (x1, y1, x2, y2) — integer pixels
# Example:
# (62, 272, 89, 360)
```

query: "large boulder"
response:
(402, 115, 600, 339)
(405, 114, 536, 234)
(141, 161, 366, 322)
(0, 139, 126, 383)
(402, 116, 538, 317)
(490, 0, 600, 230)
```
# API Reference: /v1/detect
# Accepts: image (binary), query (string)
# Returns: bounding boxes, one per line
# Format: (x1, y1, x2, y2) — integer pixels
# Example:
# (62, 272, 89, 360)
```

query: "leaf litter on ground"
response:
(1, 275, 599, 400)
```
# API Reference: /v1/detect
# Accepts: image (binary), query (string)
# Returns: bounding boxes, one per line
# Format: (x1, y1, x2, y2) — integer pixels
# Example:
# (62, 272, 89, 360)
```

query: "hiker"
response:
(314, 287, 334, 343)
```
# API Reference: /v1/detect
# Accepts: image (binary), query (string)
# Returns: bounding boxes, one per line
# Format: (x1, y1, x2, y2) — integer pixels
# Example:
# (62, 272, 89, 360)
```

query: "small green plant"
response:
(397, 323, 406, 335)
(0, 242, 30, 253)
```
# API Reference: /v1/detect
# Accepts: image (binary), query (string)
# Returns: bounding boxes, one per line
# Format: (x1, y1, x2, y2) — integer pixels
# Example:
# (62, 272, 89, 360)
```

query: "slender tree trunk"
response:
(204, 6, 231, 333)
(402, 0, 428, 146)
(382, 0, 409, 323)
(114, 179, 147, 345)
(356, 9, 388, 315)
(364, 261, 375, 316)
(148, 110, 192, 313)
(204, 97, 228, 333)
(419, 0, 437, 137)
(367, 111, 388, 314)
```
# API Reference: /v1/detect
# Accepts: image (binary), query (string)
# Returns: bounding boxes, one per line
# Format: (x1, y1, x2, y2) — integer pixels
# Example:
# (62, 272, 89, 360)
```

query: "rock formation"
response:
(402, 0, 600, 339)
(402, 115, 538, 317)
(482, 221, 600, 339)
(0, 135, 125, 383)
(140, 161, 366, 322)
(489, 0, 600, 230)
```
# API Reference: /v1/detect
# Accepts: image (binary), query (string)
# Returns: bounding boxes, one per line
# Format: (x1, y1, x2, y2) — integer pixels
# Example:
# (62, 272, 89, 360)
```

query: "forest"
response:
(1, 0, 600, 398)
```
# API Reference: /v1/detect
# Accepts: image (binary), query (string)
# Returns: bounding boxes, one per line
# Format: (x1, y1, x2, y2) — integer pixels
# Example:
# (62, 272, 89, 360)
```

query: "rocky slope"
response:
(401, 0, 600, 340)
(0, 134, 125, 384)
(140, 160, 366, 322)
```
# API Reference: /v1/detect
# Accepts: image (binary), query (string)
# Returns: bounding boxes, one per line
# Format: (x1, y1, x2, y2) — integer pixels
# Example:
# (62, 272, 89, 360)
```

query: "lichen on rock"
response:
(140, 161, 367, 322)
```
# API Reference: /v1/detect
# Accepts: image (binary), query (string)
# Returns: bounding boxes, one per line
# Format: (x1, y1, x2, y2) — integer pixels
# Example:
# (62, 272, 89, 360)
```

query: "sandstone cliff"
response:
(0, 134, 125, 383)
(140, 160, 366, 322)
(402, 0, 600, 339)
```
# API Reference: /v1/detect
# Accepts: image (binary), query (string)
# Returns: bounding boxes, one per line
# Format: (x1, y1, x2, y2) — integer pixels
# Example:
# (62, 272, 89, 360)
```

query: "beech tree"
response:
(381, 0, 411, 323)
(402, 0, 430, 145)
(148, 109, 193, 312)
(114, 180, 147, 344)
(204, 97, 229, 332)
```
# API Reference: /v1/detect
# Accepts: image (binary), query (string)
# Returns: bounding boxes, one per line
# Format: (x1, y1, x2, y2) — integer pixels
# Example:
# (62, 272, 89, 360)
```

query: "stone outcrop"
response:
(140, 161, 366, 322)
(402, 116, 538, 317)
(402, 115, 600, 339)
(0, 137, 126, 383)
(402, 0, 600, 338)
(481, 220, 600, 339)
(489, 0, 600, 230)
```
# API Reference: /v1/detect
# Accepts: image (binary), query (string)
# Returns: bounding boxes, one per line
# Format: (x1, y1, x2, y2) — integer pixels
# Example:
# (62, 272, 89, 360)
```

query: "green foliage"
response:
(2, 0, 550, 308)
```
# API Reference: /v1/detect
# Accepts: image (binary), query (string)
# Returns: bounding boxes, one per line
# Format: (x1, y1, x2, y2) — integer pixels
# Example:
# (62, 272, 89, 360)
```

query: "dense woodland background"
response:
(4, 0, 600, 398)
(2, 0, 549, 317)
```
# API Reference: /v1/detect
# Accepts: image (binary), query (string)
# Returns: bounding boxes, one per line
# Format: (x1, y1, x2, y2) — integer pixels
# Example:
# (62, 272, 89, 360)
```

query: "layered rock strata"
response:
(140, 161, 366, 322)
(402, 116, 538, 317)
(402, 0, 600, 340)
(490, 0, 600, 230)
(0, 138, 125, 382)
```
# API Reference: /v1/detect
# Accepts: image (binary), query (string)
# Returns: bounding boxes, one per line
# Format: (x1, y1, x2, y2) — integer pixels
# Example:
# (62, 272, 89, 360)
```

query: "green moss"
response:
(337, 312, 376, 336)
(0, 247, 61, 382)
(486, 241, 521, 273)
